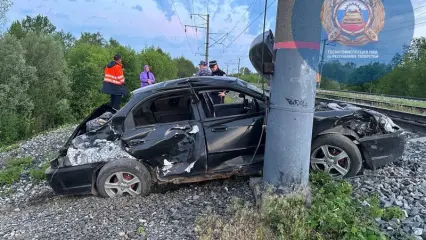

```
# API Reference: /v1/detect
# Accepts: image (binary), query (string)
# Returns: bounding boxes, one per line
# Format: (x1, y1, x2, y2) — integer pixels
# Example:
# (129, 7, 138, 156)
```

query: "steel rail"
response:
(318, 89, 426, 102)
(316, 92, 426, 115)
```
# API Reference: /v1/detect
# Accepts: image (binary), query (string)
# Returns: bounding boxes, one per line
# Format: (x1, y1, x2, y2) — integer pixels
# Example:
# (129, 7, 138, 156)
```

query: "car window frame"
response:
(195, 87, 265, 122)
(124, 89, 199, 131)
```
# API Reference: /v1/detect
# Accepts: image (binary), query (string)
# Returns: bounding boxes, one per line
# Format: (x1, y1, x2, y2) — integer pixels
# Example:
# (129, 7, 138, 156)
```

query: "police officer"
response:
(209, 60, 226, 76)
(196, 60, 212, 76)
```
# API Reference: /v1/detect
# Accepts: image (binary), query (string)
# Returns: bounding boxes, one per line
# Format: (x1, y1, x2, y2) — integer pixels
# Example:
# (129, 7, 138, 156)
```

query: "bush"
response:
(196, 173, 406, 240)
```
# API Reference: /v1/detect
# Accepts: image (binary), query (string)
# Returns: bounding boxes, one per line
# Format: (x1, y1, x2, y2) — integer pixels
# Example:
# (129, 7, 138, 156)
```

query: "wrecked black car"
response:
(45, 76, 406, 198)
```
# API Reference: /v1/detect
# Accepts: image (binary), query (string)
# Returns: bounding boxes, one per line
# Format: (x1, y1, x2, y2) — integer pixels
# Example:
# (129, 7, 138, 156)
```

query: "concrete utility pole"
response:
(185, 13, 210, 63)
(206, 14, 209, 63)
(237, 58, 240, 74)
(262, 0, 323, 187)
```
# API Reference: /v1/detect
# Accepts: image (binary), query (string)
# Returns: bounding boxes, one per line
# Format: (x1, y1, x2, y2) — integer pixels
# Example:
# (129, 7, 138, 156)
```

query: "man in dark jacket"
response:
(101, 54, 127, 110)
(209, 60, 226, 76)
(208, 60, 227, 104)
(196, 60, 212, 76)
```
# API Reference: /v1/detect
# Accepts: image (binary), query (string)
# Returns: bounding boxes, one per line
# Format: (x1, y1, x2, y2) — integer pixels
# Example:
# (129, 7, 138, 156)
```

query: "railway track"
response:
(316, 90, 426, 115)
(320, 89, 426, 102)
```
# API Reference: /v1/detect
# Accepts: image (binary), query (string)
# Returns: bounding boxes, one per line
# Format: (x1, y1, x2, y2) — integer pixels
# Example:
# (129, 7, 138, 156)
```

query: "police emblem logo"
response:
(321, 0, 385, 46)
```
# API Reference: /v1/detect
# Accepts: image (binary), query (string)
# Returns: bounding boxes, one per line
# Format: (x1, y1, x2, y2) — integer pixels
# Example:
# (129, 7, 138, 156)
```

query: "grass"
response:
(0, 157, 32, 185)
(29, 161, 50, 183)
(0, 143, 20, 153)
(137, 226, 146, 235)
(0, 152, 53, 186)
(195, 172, 409, 240)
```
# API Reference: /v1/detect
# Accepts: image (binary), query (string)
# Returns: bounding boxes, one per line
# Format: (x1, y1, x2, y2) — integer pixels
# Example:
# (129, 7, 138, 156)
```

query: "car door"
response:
(120, 89, 208, 178)
(197, 88, 266, 173)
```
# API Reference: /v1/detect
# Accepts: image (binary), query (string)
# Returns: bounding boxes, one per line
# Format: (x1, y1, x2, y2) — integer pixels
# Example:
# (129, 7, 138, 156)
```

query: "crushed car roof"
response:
(130, 76, 264, 96)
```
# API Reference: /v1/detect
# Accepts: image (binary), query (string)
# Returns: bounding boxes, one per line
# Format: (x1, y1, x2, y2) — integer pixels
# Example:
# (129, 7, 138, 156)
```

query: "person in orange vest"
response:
(101, 54, 127, 110)
(316, 73, 321, 88)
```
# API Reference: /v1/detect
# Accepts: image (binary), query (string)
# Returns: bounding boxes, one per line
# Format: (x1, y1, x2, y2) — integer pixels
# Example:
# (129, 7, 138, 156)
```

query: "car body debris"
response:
(45, 77, 406, 197)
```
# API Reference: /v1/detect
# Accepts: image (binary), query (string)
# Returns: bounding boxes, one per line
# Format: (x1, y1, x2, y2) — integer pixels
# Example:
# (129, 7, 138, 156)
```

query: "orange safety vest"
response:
(104, 62, 125, 86)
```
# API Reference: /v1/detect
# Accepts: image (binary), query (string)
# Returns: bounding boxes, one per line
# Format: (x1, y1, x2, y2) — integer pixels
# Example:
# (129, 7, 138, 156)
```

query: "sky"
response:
(4, 0, 426, 74)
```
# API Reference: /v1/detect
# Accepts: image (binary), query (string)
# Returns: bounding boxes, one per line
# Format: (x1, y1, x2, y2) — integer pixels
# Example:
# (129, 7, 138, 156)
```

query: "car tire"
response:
(310, 134, 362, 178)
(96, 158, 152, 198)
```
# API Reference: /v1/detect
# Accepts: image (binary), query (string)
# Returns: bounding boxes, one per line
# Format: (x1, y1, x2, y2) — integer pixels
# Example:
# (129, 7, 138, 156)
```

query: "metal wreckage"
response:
(45, 31, 406, 198)
(45, 77, 406, 198)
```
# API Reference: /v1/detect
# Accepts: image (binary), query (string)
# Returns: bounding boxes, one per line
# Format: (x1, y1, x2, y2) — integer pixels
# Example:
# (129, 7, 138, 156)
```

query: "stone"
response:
(413, 228, 423, 236)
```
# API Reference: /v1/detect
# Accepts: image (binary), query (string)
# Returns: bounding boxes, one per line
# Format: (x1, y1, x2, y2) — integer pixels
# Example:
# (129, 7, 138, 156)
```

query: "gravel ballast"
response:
(0, 126, 425, 239)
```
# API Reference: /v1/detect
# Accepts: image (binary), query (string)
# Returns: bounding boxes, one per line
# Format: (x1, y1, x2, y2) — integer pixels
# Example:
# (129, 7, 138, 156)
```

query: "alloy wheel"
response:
(104, 171, 142, 197)
(311, 145, 351, 177)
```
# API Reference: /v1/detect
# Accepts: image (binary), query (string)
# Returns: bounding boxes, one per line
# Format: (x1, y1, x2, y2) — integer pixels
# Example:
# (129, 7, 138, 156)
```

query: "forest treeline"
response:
(320, 38, 426, 97)
(1, 13, 425, 147)
(0, 15, 199, 146)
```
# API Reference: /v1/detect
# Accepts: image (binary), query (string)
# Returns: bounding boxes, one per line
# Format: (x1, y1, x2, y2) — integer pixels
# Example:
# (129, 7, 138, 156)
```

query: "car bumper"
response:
(358, 130, 406, 170)
(45, 162, 103, 195)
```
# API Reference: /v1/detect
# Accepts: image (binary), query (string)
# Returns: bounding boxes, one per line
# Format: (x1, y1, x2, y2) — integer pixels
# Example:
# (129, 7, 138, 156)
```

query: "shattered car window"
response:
(133, 94, 193, 127)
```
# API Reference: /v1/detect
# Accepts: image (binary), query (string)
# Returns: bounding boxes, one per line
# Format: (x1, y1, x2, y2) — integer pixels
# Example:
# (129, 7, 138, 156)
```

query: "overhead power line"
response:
(208, 0, 259, 49)
(171, 0, 195, 55)
(218, 0, 277, 58)
(188, 0, 201, 52)
(380, 20, 426, 34)
(384, 4, 426, 21)
(223, 0, 258, 39)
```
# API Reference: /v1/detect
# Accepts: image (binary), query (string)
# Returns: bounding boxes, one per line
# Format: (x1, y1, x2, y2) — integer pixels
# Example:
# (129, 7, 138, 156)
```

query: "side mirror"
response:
(249, 30, 274, 83)
(239, 93, 245, 98)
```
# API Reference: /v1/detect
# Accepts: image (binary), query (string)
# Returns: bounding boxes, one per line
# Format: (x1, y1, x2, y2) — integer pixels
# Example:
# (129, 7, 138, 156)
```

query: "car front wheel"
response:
(310, 134, 362, 178)
(96, 159, 152, 198)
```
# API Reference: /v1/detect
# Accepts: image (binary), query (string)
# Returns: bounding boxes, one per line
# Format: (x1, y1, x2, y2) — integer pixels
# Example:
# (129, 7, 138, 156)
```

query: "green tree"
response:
(239, 67, 251, 75)
(9, 15, 56, 39)
(76, 32, 105, 46)
(0, 34, 36, 145)
(0, 0, 12, 29)
(320, 77, 341, 90)
(67, 43, 110, 119)
(373, 37, 426, 98)
(139, 46, 178, 81)
(108, 38, 120, 48)
(54, 30, 76, 53)
(21, 32, 72, 131)
(7, 20, 25, 39)
(173, 56, 196, 78)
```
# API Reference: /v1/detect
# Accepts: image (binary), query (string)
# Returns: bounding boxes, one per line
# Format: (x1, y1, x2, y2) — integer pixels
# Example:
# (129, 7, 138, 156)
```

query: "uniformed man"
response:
(209, 60, 226, 76)
(196, 60, 212, 76)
